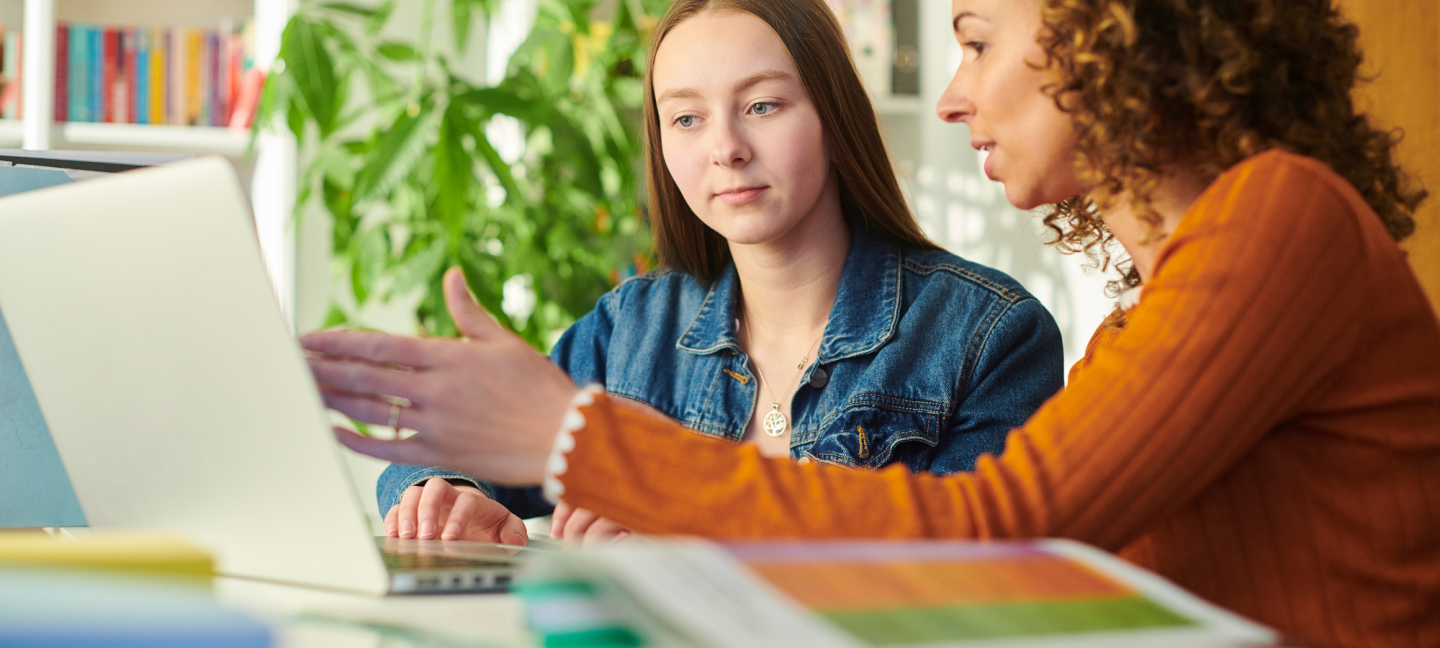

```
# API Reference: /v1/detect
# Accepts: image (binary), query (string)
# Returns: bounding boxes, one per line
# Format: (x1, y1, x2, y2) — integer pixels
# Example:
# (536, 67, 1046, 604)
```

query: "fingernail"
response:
(401, 521, 415, 538)
(508, 532, 525, 546)
(419, 521, 435, 539)
(442, 525, 458, 540)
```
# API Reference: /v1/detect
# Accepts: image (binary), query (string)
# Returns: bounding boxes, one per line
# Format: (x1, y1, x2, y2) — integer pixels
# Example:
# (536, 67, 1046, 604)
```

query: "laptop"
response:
(0, 156, 540, 594)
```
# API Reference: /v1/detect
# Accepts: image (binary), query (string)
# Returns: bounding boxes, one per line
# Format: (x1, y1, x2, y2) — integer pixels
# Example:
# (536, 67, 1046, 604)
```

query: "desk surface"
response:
(216, 576, 534, 648)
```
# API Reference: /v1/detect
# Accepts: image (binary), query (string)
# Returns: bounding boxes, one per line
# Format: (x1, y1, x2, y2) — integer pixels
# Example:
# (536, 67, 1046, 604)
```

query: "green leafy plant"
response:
(264, 0, 663, 348)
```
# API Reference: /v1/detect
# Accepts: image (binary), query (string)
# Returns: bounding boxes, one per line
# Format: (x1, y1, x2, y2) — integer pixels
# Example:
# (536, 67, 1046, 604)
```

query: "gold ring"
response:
(389, 403, 402, 430)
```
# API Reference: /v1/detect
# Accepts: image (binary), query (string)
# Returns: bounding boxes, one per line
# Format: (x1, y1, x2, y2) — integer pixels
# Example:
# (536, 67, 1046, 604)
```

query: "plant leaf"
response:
(319, 2, 376, 18)
(288, 0, 659, 350)
(352, 100, 434, 204)
(279, 16, 341, 136)
(377, 42, 420, 61)
(433, 100, 478, 236)
(323, 305, 349, 328)
(469, 122, 522, 206)
(452, 0, 473, 56)
(456, 84, 538, 121)
(458, 249, 512, 330)
(287, 101, 307, 141)
(366, 1, 397, 35)
(391, 239, 448, 296)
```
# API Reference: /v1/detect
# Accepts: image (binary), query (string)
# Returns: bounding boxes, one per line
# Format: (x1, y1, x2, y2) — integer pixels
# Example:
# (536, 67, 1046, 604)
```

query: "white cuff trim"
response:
(542, 384, 604, 504)
(1119, 286, 1144, 311)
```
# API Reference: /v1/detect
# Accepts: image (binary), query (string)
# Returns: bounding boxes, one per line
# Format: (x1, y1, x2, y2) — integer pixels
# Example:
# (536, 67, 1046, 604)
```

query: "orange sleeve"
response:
(1064, 314, 1122, 385)
(557, 153, 1367, 550)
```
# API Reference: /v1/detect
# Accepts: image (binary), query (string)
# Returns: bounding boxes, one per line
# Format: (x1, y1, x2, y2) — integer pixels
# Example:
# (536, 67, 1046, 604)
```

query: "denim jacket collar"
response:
(675, 227, 902, 362)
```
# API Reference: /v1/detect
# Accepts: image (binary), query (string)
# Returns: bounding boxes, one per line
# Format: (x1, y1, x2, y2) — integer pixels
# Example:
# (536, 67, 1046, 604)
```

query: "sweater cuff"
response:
(542, 384, 606, 504)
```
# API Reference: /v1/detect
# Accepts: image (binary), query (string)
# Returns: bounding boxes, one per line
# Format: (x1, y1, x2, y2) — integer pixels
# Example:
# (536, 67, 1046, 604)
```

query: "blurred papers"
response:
(0, 567, 269, 647)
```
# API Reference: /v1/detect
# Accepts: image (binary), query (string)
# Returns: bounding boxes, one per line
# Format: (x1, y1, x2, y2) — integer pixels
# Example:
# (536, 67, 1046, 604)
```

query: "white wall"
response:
(54, 0, 253, 27)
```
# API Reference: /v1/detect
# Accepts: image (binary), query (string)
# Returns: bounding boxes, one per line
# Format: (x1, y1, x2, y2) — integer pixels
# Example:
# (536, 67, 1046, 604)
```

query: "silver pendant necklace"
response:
(744, 312, 825, 437)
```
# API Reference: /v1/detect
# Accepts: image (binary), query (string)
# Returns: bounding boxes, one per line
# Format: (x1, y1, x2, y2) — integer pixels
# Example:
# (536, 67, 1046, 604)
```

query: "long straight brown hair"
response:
(643, 0, 939, 282)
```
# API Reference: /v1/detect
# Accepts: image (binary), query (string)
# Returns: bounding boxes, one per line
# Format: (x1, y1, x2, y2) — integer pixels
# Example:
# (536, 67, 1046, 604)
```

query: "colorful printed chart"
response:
(728, 543, 1193, 644)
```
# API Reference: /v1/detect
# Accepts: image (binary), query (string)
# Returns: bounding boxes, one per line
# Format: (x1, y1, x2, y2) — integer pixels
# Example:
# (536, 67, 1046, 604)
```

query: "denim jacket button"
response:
(808, 367, 829, 389)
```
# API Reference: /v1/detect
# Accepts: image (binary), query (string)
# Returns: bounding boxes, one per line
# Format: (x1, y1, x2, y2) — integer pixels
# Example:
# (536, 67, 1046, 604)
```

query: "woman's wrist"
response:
(542, 384, 605, 503)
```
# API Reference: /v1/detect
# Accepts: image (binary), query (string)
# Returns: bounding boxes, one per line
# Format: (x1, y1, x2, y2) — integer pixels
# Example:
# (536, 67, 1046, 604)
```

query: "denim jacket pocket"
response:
(804, 403, 942, 471)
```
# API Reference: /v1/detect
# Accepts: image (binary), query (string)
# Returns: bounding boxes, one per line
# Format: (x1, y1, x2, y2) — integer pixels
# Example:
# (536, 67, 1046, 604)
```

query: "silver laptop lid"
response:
(0, 157, 389, 594)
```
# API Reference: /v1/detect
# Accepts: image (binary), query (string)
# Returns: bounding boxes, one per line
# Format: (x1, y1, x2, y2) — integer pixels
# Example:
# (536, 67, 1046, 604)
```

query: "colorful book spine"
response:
(150, 27, 167, 125)
(1, 32, 20, 120)
(90, 26, 103, 123)
(228, 68, 264, 130)
(123, 29, 137, 124)
(54, 24, 68, 122)
(67, 24, 88, 122)
(45, 21, 256, 128)
(11, 32, 22, 119)
(179, 28, 194, 126)
(102, 28, 117, 123)
(113, 29, 129, 124)
(15, 32, 22, 119)
(206, 31, 219, 126)
(170, 27, 185, 126)
(227, 36, 238, 121)
(135, 27, 149, 125)
(218, 19, 233, 127)
(198, 31, 208, 126)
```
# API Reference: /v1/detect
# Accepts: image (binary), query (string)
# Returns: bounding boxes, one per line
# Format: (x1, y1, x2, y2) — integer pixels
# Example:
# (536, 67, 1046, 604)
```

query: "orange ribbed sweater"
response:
(556, 150, 1440, 648)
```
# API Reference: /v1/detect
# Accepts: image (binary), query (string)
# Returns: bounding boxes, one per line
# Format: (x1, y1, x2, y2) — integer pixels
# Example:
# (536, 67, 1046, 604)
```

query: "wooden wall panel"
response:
(1335, 0, 1440, 314)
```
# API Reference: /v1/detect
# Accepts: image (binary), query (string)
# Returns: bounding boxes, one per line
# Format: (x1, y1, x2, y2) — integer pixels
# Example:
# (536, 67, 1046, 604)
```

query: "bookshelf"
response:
(1, 0, 301, 317)
(828, 0, 924, 223)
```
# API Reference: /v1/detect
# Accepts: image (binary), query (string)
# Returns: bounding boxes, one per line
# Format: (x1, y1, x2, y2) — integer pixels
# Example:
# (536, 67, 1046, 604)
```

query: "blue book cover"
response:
(67, 24, 87, 122)
(82, 24, 94, 123)
(91, 26, 103, 123)
(136, 27, 149, 125)
(0, 167, 86, 529)
(0, 569, 271, 647)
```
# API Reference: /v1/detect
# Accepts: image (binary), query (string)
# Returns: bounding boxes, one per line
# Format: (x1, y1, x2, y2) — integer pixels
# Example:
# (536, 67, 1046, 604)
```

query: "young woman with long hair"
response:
(366, 0, 1063, 547)
(305, 0, 1440, 643)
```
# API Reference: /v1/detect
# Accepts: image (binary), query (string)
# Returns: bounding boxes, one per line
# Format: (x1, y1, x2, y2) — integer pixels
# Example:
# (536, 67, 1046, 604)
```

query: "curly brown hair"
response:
(1037, 0, 1427, 288)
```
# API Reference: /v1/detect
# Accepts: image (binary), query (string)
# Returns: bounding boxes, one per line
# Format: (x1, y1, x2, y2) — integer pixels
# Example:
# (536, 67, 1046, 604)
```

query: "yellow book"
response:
(149, 27, 167, 125)
(187, 29, 202, 126)
(0, 532, 213, 581)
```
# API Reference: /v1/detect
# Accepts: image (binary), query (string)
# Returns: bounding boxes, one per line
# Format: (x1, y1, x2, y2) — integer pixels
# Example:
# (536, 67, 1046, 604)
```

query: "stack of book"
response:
(53, 20, 265, 129)
(0, 533, 268, 648)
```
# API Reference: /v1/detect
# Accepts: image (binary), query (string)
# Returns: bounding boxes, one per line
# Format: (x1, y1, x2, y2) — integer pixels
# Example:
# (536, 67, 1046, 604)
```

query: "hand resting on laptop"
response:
(385, 477, 528, 546)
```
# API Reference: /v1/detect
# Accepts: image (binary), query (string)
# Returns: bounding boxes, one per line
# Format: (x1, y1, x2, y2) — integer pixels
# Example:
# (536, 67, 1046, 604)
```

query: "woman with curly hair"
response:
(304, 0, 1440, 643)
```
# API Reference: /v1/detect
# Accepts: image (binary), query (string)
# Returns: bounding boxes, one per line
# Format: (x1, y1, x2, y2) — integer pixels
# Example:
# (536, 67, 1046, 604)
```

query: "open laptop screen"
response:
(0, 151, 188, 528)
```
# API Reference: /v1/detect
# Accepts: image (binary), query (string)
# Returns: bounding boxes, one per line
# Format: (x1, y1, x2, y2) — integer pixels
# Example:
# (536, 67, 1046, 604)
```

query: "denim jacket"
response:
(377, 227, 1064, 519)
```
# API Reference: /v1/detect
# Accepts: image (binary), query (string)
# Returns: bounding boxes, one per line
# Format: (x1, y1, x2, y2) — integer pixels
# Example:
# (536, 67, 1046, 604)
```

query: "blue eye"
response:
(751, 102, 777, 116)
(675, 115, 697, 128)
